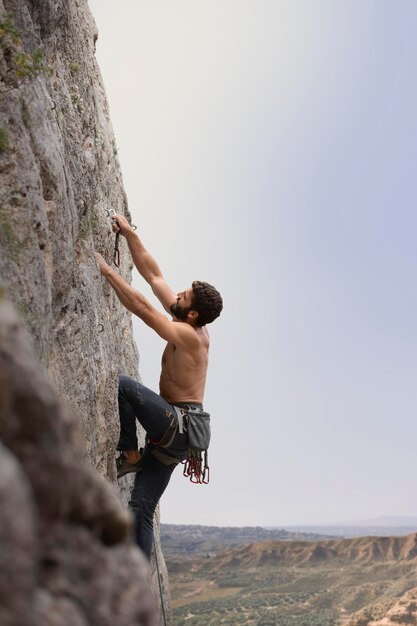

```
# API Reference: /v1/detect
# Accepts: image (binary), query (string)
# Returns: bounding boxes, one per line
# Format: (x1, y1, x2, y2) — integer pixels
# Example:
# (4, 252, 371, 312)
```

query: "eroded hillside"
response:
(168, 534, 417, 625)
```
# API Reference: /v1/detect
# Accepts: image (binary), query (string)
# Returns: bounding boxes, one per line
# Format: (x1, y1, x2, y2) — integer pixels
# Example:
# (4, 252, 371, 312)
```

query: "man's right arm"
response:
(113, 214, 176, 313)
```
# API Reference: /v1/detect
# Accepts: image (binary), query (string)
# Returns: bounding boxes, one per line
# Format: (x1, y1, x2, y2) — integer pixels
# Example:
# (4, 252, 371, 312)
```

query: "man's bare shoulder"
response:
(173, 321, 209, 349)
(170, 319, 200, 344)
(199, 325, 210, 347)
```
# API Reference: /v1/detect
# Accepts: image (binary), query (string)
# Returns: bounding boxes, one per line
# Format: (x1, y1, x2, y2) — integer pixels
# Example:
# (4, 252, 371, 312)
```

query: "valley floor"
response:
(166, 532, 417, 625)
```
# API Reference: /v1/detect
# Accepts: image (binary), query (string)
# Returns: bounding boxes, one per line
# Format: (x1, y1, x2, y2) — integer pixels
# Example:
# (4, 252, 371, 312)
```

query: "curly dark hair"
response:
(191, 281, 223, 326)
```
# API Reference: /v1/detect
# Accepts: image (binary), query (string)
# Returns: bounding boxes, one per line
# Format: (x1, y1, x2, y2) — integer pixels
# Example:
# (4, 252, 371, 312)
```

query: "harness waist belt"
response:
(152, 403, 204, 448)
(172, 403, 204, 436)
(172, 402, 203, 409)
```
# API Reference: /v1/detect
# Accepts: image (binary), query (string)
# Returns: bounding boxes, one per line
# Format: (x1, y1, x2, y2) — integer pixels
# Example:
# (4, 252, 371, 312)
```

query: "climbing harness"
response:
(180, 406, 211, 484)
(151, 447, 181, 467)
(105, 209, 137, 267)
(153, 540, 168, 626)
(149, 411, 178, 448)
(151, 405, 211, 484)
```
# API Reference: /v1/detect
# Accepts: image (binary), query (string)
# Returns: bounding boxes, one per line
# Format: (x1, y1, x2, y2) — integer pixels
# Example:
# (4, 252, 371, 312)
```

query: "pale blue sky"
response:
(89, 0, 417, 526)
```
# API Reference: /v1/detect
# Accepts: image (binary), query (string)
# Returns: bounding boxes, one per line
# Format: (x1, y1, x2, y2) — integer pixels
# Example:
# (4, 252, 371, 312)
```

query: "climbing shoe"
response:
(116, 450, 143, 479)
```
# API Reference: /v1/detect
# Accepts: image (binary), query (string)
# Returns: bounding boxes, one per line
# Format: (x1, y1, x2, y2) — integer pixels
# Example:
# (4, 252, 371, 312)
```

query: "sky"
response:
(88, 0, 417, 527)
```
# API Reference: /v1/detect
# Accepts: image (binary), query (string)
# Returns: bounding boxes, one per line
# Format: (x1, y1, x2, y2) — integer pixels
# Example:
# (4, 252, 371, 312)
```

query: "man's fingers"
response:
(111, 217, 121, 232)
(96, 251, 110, 275)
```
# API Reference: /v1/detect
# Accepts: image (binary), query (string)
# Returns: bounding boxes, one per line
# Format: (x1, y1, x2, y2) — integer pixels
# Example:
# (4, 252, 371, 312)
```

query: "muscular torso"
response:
(159, 324, 210, 404)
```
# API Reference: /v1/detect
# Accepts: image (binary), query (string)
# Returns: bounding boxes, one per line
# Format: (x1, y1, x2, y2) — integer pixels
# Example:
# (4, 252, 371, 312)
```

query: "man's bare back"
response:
(159, 324, 210, 404)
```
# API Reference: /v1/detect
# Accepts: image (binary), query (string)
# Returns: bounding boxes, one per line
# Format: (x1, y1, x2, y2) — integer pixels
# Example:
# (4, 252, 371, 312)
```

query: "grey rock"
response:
(0, 299, 159, 626)
(0, 443, 37, 626)
(0, 0, 171, 622)
(33, 591, 89, 626)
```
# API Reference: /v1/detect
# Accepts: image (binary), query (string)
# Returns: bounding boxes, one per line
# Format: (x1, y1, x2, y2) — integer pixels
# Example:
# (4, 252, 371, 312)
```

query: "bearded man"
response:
(96, 214, 223, 559)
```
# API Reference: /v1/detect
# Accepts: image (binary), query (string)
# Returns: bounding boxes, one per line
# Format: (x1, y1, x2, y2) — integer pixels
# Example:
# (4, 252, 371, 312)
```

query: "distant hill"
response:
(160, 523, 335, 557)
(197, 532, 417, 571)
(167, 532, 417, 626)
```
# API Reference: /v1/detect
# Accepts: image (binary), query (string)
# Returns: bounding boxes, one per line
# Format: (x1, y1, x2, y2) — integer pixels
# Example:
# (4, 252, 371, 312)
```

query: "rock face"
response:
(0, 298, 158, 626)
(0, 0, 136, 477)
(0, 0, 170, 623)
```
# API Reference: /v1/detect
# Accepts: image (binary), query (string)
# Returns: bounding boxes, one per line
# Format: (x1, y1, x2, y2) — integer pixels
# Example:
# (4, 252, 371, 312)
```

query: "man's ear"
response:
(188, 310, 199, 322)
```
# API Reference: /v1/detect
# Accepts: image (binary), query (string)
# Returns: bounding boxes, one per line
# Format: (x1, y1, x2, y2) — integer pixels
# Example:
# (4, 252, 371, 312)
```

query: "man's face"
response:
(170, 288, 194, 321)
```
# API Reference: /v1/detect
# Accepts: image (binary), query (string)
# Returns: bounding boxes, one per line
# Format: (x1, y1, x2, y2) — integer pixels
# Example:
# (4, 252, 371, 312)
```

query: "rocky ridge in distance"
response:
(160, 523, 337, 557)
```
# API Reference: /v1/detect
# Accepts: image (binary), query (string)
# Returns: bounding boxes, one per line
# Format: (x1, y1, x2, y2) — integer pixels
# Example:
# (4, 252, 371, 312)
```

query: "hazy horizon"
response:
(163, 515, 417, 528)
(90, 0, 417, 527)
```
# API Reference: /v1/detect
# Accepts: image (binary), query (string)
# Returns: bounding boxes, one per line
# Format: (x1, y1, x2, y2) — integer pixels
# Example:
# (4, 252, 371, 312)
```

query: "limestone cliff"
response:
(0, 0, 136, 475)
(0, 297, 158, 626)
(0, 0, 170, 623)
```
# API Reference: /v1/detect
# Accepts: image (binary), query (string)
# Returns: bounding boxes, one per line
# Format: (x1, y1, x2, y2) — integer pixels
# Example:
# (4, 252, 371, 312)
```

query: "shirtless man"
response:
(96, 214, 223, 559)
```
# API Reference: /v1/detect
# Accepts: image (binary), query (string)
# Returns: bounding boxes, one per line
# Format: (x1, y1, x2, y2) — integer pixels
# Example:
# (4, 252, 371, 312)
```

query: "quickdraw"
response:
(182, 450, 210, 484)
(105, 209, 137, 267)
(114, 230, 121, 267)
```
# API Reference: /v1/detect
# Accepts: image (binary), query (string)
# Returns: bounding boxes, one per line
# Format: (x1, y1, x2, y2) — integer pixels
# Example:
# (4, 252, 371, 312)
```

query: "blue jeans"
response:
(117, 375, 189, 559)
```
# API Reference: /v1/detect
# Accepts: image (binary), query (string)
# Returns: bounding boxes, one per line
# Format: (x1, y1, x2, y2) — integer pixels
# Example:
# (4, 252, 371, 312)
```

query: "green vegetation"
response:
(0, 17, 20, 43)
(0, 128, 10, 152)
(0, 15, 53, 93)
(14, 48, 53, 80)
(71, 93, 84, 113)
(94, 125, 102, 146)
(173, 591, 335, 626)
(70, 61, 80, 76)
(0, 208, 18, 249)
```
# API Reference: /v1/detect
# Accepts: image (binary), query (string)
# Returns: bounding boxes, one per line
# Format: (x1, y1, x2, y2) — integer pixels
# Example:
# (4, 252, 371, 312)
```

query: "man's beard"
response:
(170, 300, 191, 321)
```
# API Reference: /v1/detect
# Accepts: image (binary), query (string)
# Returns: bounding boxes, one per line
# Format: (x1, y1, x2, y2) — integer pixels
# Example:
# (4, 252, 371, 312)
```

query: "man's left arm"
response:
(97, 252, 144, 314)
(96, 253, 198, 347)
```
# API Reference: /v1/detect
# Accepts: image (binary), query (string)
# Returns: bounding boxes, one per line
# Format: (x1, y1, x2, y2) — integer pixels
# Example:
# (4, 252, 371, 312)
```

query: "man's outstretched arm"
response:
(96, 253, 197, 347)
(111, 213, 176, 313)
